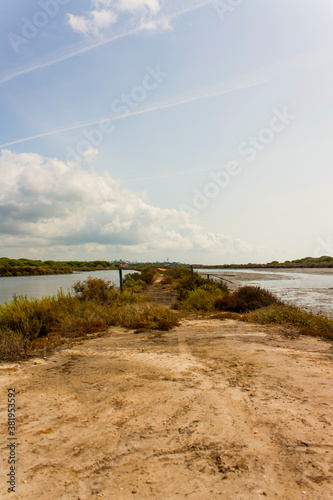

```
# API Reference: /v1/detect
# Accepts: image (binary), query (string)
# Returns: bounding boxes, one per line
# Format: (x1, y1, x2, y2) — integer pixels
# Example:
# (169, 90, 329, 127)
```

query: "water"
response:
(0, 270, 135, 306)
(196, 268, 333, 318)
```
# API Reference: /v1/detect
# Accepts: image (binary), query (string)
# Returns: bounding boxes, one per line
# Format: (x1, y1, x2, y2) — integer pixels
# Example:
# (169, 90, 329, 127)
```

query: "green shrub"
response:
(123, 279, 148, 292)
(73, 277, 116, 303)
(164, 266, 192, 280)
(124, 266, 157, 287)
(175, 274, 228, 301)
(177, 287, 228, 312)
(215, 286, 279, 313)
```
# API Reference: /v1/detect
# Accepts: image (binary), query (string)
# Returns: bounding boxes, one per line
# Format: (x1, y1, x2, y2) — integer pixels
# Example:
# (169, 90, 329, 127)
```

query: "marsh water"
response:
(0, 270, 135, 306)
(196, 268, 333, 318)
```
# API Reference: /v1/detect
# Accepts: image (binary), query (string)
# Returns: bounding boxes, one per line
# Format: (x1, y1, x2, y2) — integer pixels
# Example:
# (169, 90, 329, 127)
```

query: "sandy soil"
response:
(1, 319, 333, 500)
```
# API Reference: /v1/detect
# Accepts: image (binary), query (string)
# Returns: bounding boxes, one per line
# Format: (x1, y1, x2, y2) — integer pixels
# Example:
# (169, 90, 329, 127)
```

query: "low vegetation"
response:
(245, 304, 333, 340)
(215, 286, 279, 313)
(168, 269, 333, 340)
(1, 265, 332, 362)
(195, 255, 333, 269)
(0, 257, 121, 277)
(123, 265, 158, 292)
(0, 277, 179, 361)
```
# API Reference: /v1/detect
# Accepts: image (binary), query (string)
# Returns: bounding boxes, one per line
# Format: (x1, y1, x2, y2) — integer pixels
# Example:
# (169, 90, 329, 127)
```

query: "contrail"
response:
(0, 0, 214, 84)
(1, 47, 332, 150)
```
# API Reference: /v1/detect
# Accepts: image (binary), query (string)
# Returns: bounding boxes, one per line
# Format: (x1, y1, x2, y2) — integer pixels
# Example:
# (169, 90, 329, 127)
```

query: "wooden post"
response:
(191, 266, 194, 275)
(119, 268, 123, 292)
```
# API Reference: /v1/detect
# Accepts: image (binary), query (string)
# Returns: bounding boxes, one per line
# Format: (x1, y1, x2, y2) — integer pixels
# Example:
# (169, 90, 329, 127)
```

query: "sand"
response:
(1, 318, 333, 499)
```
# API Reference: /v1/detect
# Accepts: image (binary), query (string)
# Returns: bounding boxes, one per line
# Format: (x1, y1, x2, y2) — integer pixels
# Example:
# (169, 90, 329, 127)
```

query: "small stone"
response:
(132, 489, 137, 494)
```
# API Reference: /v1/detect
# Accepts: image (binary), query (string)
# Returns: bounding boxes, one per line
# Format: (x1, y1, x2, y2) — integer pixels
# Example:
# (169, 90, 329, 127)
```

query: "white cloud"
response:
(83, 147, 99, 162)
(67, 0, 164, 37)
(0, 149, 254, 260)
(116, 0, 160, 14)
(68, 9, 117, 37)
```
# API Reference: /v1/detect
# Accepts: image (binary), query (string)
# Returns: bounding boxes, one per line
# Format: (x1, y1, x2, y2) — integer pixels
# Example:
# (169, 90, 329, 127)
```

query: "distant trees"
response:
(0, 258, 119, 278)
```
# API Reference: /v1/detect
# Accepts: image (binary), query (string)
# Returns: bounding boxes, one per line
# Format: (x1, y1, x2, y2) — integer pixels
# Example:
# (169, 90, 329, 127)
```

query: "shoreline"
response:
(197, 268, 333, 318)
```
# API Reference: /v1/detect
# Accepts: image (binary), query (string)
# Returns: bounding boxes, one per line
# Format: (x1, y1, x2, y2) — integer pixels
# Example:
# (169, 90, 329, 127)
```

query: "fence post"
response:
(191, 266, 194, 275)
(119, 268, 123, 292)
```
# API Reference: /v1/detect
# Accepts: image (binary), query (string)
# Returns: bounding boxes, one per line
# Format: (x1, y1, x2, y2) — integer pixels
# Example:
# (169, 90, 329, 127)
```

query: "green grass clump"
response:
(245, 304, 333, 339)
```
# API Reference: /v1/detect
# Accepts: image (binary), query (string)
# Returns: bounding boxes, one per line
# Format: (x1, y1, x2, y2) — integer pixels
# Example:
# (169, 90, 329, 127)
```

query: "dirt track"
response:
(1, 318, 333, 499)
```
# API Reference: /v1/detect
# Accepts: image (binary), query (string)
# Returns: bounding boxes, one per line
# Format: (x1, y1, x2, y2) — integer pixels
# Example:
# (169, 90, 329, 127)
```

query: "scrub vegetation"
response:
(168, 267, 333, 340)
(0, 275, 179, 361)
(1, 265, 332, 362)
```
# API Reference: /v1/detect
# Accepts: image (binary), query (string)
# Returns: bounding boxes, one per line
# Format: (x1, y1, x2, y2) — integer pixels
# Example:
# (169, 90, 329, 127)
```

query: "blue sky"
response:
(1, 0, 333, 263)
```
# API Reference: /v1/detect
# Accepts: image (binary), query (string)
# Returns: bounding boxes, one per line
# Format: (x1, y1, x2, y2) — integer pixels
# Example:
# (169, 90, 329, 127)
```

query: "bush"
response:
(162, 274, 174, 285)
(177, 286, 229, 313)
(215, 286, 278, 313)
(164, 266, 192, 280)
(175, 274, 228, 301)
(73, 277, 116, 303)
(124, 266, 158, 287)
(123, 279, 147, 292)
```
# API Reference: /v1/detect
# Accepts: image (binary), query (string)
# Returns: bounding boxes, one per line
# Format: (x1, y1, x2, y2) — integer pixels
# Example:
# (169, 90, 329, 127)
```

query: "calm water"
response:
(0, 270, 135, 306)
(196, 268, 333, 318)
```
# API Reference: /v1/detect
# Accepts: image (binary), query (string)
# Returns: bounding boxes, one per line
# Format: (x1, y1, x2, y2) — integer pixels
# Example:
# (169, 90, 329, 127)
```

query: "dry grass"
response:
(245, 304, 333, 340)
(0, 278, 180, 361)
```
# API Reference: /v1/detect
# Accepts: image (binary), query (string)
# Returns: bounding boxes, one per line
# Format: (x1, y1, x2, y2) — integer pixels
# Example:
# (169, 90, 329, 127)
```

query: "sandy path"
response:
(1, 319, 333, 499)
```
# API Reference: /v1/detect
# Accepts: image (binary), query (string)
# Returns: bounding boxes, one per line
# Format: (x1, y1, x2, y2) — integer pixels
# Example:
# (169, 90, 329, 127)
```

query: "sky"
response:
(1, 0, 333, 264)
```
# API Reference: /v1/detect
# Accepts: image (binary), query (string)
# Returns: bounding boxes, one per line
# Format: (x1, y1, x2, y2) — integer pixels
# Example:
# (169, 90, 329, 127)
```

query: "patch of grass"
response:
(116, 303, 180, 332)
(245, 304, 333, 340)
